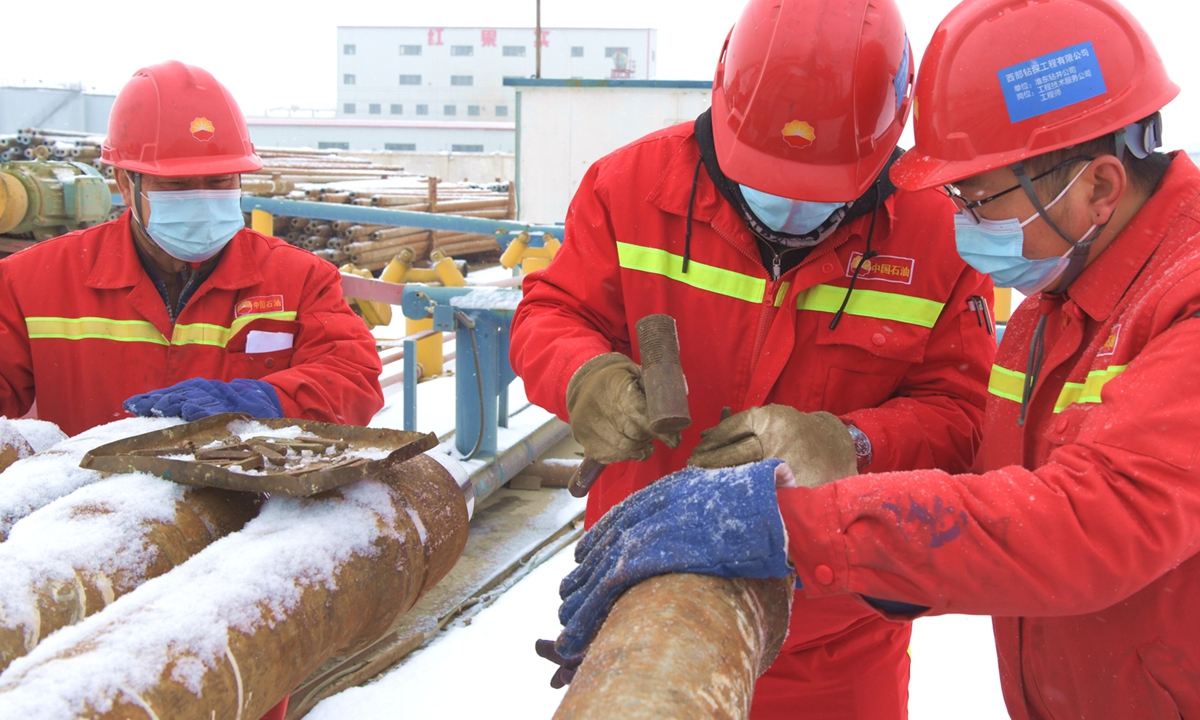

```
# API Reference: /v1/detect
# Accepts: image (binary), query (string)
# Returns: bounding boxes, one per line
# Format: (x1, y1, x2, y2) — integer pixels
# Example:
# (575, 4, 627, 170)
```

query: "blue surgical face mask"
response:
(954, 163, 1097, 295)
(739, 185, 845, 236)
(141, 189, 245, 262)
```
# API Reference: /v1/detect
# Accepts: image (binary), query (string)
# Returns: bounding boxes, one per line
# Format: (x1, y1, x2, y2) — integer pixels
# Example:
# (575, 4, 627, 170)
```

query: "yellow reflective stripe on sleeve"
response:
(797, 284, 945, 329)
(615, 242, 766, 304)
(987, 365, 1026, 403)
(25, 317, 168, 345)
(1054, 364, 1128, 412)
(988, 363, 1128, 412)
(774, 282, 791, 307)
(172, 311, 298, 348)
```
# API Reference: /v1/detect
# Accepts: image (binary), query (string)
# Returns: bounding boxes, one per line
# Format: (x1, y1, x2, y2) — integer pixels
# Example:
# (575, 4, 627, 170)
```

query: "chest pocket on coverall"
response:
(224, 318, 300, 379)
(811, 313, 931, 416)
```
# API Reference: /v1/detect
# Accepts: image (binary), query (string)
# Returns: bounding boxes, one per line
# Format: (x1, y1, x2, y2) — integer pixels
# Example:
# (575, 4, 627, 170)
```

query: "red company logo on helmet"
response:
(190, 117, 216, 142)
(781, 121, 816, 149)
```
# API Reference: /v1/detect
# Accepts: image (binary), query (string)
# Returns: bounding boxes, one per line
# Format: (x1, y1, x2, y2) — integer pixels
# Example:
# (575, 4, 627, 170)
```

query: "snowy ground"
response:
(310, 540, 1010, 720)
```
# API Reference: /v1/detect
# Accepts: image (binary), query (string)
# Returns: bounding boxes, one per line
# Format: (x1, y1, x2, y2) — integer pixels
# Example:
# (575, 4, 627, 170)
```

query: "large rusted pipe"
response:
(554, 574, 794, 720)
(0, 452, 472, 720)
(0, 478, 261, 672)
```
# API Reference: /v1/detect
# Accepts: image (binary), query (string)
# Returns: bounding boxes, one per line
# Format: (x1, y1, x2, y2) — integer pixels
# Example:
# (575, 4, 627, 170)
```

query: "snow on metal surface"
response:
(0, 417, 182, 539)
(448, 288, 522, 310)
(0, 479, 404, 719)
(2, 420, 66, 454)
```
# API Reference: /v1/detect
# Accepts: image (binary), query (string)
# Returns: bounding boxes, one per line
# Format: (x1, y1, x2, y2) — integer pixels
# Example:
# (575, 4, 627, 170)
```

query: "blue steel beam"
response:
(239, 196, 563, 249)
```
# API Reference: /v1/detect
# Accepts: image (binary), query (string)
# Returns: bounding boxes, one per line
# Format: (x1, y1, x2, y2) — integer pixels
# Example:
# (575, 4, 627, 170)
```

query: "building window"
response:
(400, 45, 422, 56)
(571, 46, 584, 57)
(451, 45, 474, 56)
(450, 75, 473, 86)
(369, 103, 381, 114)
(444, 105, 457, 116)
(343, 103, 355, 114)
(343, 74, 355, 85)
(503, 46, 526, 57)
(344, 44, 356, 55)
(468, 105, 481, 116)
(399, 74, 422, 85)
(605, 47, 630, 58)
(416, 104, 429, 115)
(495, 105, 509, 117)
(452, 144, 484, 152)
(390, 104, 403, 115)
(318, 141, 350, 150)
(385, 143, 417, 151)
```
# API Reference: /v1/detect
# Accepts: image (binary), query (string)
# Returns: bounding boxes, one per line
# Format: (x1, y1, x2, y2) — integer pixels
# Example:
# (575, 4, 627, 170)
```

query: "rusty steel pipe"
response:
(0, 484, 261, 673)
(554, 574, 794, 720)
(0, 452, 471, 720)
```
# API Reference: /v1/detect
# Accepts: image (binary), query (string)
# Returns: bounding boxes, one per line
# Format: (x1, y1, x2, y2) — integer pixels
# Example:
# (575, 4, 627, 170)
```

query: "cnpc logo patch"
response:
(190, 117, 215, 142)
(781, 120, 815, 149)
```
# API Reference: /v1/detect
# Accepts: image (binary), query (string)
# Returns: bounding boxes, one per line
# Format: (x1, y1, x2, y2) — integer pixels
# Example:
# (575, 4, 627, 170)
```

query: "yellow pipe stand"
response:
(500, 232, 560, 275)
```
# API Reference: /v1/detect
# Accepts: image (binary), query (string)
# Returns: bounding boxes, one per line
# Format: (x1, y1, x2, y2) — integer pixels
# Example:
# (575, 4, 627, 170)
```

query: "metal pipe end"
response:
(425, 450, 474, 520)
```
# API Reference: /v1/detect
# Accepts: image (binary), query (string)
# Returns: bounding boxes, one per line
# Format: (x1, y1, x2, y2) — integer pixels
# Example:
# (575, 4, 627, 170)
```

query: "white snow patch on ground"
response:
(0, 474, 187, 637)
(0, 478, 403, 719)
(0, 417, 181, 539)
(307, 540, 579, 720)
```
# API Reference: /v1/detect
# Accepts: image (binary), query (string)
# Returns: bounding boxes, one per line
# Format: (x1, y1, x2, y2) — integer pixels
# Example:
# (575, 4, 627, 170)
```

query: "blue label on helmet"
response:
(997, 41, 1106, 124)
(895, 37, 910, 112)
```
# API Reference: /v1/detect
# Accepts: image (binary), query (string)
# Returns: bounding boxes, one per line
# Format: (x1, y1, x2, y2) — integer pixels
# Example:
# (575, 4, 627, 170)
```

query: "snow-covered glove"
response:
(689, 406, 857, 488)
(123, 378, 283, 422)
(566, 353, 681, 464)
(553, 460, 791, 663)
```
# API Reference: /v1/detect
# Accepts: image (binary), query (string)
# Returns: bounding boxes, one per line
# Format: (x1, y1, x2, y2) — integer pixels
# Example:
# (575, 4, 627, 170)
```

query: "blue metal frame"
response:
(240, 196, 563, 249)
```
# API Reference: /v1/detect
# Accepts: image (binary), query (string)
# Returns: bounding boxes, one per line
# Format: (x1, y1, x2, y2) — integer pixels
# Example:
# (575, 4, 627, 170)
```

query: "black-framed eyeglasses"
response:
(943, 156, 1094, 224)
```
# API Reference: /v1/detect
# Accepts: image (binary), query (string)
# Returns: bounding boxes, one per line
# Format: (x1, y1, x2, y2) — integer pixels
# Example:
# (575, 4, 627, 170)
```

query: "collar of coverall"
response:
(1063, 150, 1195, 322)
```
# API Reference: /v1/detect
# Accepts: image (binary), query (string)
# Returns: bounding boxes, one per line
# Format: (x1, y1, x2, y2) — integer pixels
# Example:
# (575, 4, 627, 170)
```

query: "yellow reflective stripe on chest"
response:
(797, 285, 945, 329)
(615, 242, 766, 304)
(987, 364, 1129, 412)
(26, 311, 298, 349)
(25, 317, 169, 345)
(172, 311, 298, 347)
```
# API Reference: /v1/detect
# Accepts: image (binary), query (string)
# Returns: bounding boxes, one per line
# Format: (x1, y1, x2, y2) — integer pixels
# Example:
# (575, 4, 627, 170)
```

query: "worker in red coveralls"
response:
(551, 0, 1200, 718)
(509, 0, 996, 716)
(0, 61, 384, 720)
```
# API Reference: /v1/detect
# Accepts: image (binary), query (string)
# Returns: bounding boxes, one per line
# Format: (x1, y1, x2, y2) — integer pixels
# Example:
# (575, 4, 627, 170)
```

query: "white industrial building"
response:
(0, 85, 114, 136)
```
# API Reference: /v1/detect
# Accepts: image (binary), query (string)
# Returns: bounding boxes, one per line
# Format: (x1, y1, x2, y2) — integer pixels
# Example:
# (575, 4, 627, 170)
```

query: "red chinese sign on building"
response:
(428, 28, 444, 45)
(481, 29, 497, 47)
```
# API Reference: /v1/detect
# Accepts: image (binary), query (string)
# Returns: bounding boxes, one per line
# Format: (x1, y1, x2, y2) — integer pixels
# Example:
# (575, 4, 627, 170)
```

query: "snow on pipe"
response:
(0, 452, 471, 720)
(554, 574, 795, 720)
(0, 476, 262, 673)
(0, 418, 182, 541)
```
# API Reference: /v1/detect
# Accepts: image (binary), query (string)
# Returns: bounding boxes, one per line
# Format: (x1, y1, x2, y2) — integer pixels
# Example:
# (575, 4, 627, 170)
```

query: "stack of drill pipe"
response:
(0, 418, 181, 542)
(0, 453, 471, 720)
(554, 574, 795, 720)
(0, 475, 261, 672)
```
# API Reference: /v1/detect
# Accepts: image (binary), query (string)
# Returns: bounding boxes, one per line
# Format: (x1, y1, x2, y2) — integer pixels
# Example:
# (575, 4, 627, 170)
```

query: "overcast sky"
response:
(5, 0, 1200, 147)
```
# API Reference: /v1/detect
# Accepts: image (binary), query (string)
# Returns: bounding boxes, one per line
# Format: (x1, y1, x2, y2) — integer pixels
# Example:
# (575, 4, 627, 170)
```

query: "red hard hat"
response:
(891, 0, 1179, 191)
(102, 61, 263, 177)
(711, 0, 913, 202)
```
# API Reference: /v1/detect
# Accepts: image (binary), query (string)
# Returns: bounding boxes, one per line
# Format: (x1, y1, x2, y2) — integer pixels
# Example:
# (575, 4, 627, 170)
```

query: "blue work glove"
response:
(123, 378, 283, 422)
(553, 459, 791, 663)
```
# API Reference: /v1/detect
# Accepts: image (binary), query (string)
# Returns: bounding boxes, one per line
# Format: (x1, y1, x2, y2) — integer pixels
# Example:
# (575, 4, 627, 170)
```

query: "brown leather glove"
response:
(566, 353, 682, 464)
(689, 405, 857, 488)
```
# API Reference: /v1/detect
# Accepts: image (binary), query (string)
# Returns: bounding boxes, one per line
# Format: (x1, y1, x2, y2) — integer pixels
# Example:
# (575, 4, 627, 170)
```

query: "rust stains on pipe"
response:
(0, 454, 470, 720)
(554, 574, 794, 720)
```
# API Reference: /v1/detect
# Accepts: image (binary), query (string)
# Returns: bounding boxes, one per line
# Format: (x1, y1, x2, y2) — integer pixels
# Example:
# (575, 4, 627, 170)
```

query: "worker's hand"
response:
(534, 639, 582, 688)
(566, 353, 681, 464)
(123, 379, 283, 422)
(689, 406, 857, 488)
(553, 460, 792, 662)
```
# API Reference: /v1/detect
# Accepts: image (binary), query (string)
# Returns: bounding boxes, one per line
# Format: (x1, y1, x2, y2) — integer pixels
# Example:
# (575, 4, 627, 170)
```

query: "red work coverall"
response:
(0, 212, 384, 436)
(781, 152, 1200, 720)
(511, 123, 996, 718)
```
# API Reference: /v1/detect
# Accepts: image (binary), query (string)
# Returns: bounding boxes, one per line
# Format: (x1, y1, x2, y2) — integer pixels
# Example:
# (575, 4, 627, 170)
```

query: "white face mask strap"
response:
(1017, 161, 1092, 229)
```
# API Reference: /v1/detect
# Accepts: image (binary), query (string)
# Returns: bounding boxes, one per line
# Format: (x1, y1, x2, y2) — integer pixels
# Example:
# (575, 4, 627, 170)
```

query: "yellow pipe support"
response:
(500, 232, 561, 275)
(994, 286, 1013, 323)
(250, 209, 275, 237)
